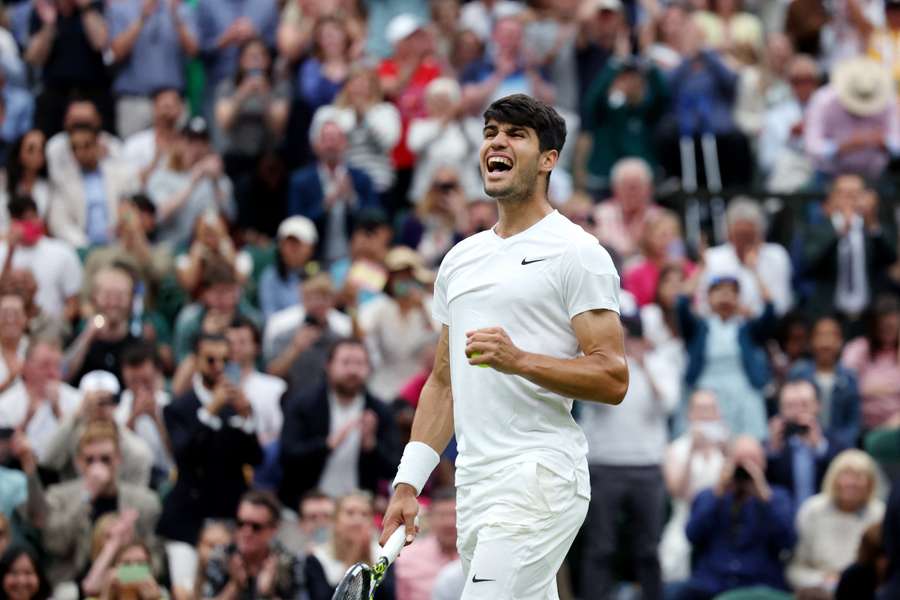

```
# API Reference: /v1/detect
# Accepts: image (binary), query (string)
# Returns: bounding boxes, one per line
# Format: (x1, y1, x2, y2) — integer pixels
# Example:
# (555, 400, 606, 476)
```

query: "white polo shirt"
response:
(433, 210, 620, 491)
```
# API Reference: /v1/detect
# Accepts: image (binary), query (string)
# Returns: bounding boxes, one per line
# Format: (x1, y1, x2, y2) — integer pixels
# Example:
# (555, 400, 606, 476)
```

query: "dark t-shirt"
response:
(74, 333, 141, 386)
(29, 2, 108, 87)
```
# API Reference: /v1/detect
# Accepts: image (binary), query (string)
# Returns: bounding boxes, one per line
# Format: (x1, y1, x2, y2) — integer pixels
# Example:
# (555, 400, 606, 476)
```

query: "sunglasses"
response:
(203, 355, 228, 366)
(237, 519, 271, 533)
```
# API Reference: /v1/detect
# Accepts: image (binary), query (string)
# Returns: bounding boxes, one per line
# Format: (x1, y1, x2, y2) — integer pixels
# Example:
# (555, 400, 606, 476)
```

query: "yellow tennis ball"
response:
(470, 351, 490, 368)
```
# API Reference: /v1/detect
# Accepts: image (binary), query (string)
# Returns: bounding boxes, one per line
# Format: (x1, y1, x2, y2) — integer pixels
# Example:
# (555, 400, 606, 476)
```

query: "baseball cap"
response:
(277, 216, 318, 245)
(386, 14, 425, 46)
(79, 370, 121, 396)
(708, 274, 741, 291)
(181, 116, 210, 138)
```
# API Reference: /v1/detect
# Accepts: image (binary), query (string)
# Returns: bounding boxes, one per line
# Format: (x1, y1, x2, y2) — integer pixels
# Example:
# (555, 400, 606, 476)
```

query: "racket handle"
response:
(377, 518, 417, 566)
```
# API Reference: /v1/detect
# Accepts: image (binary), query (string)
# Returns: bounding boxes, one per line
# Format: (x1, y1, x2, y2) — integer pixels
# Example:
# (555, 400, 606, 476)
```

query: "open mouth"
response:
(486, 156, 513, 173)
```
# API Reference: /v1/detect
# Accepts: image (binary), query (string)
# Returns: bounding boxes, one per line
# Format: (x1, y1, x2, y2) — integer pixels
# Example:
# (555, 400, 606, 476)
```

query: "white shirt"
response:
(242, 370, 286, 446)
(114, 389, 172, 473)
(433, 210, 619, 489)
(0, 238, 83, 318)
(121, 129, 158, 172)
(318, 392, 363, 498)
(262, 306, 352, 363)
(701, 242, 793, 316)
(0, 381, 81, 461)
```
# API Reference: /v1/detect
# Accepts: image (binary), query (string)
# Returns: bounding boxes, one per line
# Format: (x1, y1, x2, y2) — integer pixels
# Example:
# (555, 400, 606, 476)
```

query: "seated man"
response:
(674, 436, 795, 599)
(766, 379, 844, 512)
(26, 420, 160, 586)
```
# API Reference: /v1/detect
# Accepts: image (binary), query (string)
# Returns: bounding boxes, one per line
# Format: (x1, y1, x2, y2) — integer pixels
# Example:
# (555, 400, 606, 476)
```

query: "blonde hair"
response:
(821, 449, 877, 502)
(335, 63, 383, 107)
(639, 208, 681, 257)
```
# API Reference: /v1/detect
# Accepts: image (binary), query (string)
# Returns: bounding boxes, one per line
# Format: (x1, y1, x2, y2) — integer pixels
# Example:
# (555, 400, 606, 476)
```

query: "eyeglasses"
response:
(84, 454, 114, 465)
(237, 519, 271, 533)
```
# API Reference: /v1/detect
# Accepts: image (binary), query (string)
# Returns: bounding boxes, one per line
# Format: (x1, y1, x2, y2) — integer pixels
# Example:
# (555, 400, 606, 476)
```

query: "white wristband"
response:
(392, 441, 440, 496)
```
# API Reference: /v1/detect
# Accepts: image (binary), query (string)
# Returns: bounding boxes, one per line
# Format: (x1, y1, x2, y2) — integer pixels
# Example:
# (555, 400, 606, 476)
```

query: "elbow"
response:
(585, 359, 629, 405)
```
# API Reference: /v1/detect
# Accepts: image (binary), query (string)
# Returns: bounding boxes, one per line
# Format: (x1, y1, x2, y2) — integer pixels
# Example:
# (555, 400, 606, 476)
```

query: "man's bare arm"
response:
(465, 309, 628, 404)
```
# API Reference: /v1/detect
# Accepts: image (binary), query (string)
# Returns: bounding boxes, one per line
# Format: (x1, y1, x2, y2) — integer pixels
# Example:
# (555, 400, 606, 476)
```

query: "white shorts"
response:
(456, 461, 590, 600)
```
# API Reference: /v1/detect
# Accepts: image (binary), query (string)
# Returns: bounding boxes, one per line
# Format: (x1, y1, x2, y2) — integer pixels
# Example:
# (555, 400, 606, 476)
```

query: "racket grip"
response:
(377, 517, 417, 566)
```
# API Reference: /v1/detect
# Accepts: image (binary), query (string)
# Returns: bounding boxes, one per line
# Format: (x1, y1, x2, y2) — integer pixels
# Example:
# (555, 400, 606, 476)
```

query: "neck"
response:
(814, 358, 836, 372)
(98, 320, 128, 341)
(323, 158, 341, 171)
(242, 547, 269, 571)
(333, 389, 358, 405)
(493, 195, 553, 238)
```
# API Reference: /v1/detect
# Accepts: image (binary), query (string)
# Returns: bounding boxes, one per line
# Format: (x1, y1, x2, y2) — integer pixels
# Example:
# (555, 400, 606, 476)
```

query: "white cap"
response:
(79, 370, 121, 396)
(386, 14, 425, 46)
(277, 216, 318, 245)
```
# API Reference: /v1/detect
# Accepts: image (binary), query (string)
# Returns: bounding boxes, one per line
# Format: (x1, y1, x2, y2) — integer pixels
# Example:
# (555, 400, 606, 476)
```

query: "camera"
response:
(784, 421, 810, 438)
(733, 465, 753, 483)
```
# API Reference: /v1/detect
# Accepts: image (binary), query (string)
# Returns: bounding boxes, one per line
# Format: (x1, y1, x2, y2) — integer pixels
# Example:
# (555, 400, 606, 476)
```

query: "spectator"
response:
(788, 449, 884, 594)
(31, 420, 161, 586)
(175, 212, 252, 298)
(328, 65, 402, 199)
(461, 15, 556, 115)
(678, 267, 774, 440)
(213, 37, 291, 184)
(279, 338, 398, 509)
(41, 370, 154, 487)
(304, 490, 395, 600)
(523, 0, 582, 115)
(327, 210, 393, 307)
(264, 273, 352, 399)
(44, 99, 122, 188)
(65, 266, 140, 386)
(788, 315, 862, 448)
(0, 69, 33, 163)
(201, 491, 306, 600)
(0, 130, 49, 232)
(882, 470, 900, 599)
(692, 0, 764, 60)
(107, 0, 198, 138)
(276, 0, 366, 66)
(640, 264, 687, 407)
(766, 379, 845, 511)
(157, 333, 263, 545)
(579, 315, 673, 599)
(701, 198, 794, 317)
(258, 215, 318, 321)
(868, 0, 900, 92)
(179, 521, 232, 600)
(622, 209, 693, 308)
(195, 0, 278, 95)
(277, 489, 336, 557)
(298, 16, 352, 113)
(0, 338, 81, 463)
(459, 0, 525, 44)
(835, 523, 887, 600)
(843, 295, 900, 430)
(0, 269, 69, 346)
(758, 53, 821, 193)
(377, 13, 442, 215)
(286, 116, 379, 265)
(593, 157, 660, 263)
(361, 247, 437, 402)
(0, 196, 83, 322)
(397, 166, 469, 268)
(147, 116, 236, 250)
(0, 293, 27, 395)
(673, 435, 795, 599)
(24, 0, 113, 135)
(804, 58, 900, 183)
(406, 77, 482, 204)
(579, 56, 669, 193)
(822, 0, 884, 65)
(46, 123, 138, 249)
(643, 3, 689, 73)
(114, 343, 172, 484)
(393, 487, 458, 600)
(98, 542, 166, 600)
(81, 515, 144, 598)
(660, 390, 729, 583)
(0, 546, 51, 600)
(121, 89, 187, 183)
(803, 174, 897, 322)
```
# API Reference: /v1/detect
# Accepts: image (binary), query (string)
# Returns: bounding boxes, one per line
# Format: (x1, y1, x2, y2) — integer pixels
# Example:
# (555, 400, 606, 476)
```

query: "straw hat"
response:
(384, 246, 435, 285)
(832, 58, 892, 117)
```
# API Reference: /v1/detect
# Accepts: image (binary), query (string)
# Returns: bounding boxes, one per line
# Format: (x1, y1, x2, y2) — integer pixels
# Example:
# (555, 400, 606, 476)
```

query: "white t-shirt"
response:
(121, 129, 157, 172)
(433, 210, 620, 489)
(318, 393, 363, 498)
(0, 238, 83, 318)
(0, 381, 81, 461)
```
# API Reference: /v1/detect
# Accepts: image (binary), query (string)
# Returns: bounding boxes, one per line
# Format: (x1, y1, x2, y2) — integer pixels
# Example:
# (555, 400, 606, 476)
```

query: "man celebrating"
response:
(381, 94, 628, 599)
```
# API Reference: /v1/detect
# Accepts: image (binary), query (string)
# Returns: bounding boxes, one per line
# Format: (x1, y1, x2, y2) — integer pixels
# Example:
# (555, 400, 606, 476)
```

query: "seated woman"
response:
(100, 542, 167, 600)
(623, 209, 695, 307)
(0, 546, 51, 600)
(305, 491, 395, 600)
(397, 166, 468, 268)
(787, 449, 884, 595)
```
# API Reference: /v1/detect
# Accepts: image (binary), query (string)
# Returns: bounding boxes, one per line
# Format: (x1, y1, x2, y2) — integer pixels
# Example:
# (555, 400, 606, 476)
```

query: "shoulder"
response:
(797, 493, 830, 522)
(762, 242, 791, 262)
(120, 482, 162, 509)
(289, 165, 319, 184)
(46, 478, 83, 499)
(438, 230, 495, 269)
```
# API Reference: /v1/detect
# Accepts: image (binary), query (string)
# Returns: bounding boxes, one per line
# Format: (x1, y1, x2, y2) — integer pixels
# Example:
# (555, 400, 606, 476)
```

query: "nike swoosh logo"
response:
(521, 257, 548, 265)
(472, 575, 496, 583)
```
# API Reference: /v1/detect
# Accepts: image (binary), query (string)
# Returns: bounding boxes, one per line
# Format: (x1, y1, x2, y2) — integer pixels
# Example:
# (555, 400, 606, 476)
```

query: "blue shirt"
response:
(83, 170, 109, 245)
(258, 265, 302, 321)
(107, 0, 197, 95)
(789, 436, 829, 508)
(0, 86, 33, 145)
(196, 0, 277, 87)
(297, 58, 344, 113)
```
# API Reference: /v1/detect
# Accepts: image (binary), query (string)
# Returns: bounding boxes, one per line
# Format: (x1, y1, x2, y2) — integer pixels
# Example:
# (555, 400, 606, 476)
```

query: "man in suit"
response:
(27, 420, 161, 586)
(286, 114, 380, 265)
(158, 332, 262, 545)
(766, 379, 844, 513)
(803, 173, 897, 324)
(47, 122, 138, 249)
(279, 338, 399, 510)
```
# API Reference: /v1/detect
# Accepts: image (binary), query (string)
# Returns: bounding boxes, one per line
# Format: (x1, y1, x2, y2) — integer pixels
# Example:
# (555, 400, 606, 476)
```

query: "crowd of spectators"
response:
(1, 0, 900, 599)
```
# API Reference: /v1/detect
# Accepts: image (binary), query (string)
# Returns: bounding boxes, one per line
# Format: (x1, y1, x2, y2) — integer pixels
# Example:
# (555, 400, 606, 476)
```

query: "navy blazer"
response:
(765, 432, 845, 511)
(788, 359, 862, 448)
(286, 162, 380, 259)
(278, 384, 400, 510)
(157, 390, 263, 545)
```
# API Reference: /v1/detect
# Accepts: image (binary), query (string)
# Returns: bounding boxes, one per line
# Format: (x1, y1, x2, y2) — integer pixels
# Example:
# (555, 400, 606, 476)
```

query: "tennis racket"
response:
(331, 524, 408, 600)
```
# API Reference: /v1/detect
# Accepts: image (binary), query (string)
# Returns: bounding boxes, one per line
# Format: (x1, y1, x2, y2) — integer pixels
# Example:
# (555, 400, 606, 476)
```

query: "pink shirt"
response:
(623, 259, 696, 307)
(842, 337, 900, 428)
(394, 536, 458, 600)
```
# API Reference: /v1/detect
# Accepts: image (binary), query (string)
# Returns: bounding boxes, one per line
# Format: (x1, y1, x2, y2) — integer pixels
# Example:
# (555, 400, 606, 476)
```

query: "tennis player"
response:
(380, 94, 628, 599)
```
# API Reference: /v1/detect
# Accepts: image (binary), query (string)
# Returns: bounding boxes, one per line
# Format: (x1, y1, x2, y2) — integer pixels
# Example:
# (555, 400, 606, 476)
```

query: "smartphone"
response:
(0, 428, 14, 442)
(224, 362, 242, 385)
(116, 564, 151, 584)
